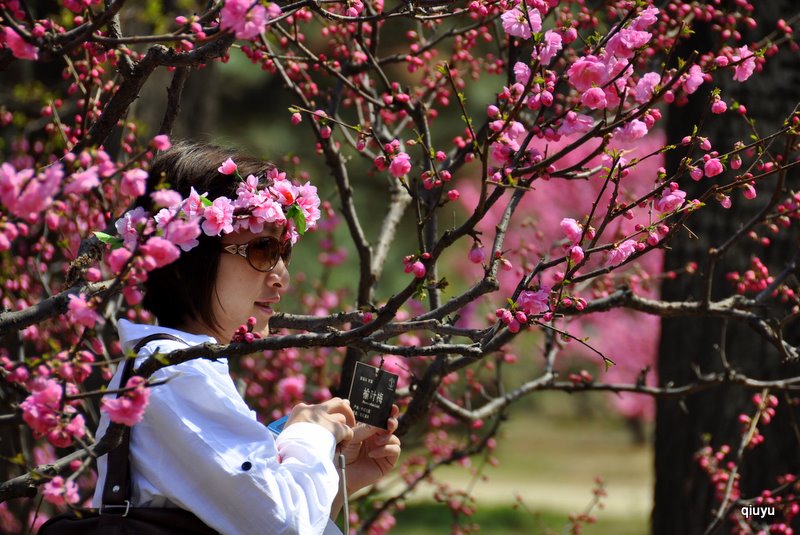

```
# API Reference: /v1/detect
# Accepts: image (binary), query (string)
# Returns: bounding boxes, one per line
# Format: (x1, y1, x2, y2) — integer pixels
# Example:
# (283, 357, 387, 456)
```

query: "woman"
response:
(92, 142, 401, 534)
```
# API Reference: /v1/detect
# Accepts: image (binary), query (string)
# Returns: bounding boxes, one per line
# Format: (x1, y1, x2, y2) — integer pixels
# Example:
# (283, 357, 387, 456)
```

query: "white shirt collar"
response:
(117, 318, 217, 353)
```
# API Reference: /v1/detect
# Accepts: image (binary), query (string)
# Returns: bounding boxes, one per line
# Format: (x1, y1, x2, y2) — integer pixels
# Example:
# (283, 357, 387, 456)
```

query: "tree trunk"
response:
(653, 3, 800, 534)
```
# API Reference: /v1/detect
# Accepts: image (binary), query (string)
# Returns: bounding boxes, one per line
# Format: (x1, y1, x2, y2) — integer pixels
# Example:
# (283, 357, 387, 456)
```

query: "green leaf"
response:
(286, 204, 307, 234)
(603, 358, 615, 372)
(200, 196, 213, 207)
(93, 231, 124, 248)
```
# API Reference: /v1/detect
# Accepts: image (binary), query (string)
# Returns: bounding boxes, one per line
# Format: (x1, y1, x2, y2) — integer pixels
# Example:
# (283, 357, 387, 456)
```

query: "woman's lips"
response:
(255, 303, 274, 314)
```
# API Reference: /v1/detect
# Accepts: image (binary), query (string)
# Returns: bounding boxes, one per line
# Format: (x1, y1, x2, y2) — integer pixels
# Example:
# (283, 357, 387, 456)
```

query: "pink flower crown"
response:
(108, 159, 321, 257)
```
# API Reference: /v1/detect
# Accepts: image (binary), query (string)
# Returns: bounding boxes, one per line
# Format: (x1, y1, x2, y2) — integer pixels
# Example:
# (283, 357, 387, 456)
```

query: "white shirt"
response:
(93, 319, 343, 535)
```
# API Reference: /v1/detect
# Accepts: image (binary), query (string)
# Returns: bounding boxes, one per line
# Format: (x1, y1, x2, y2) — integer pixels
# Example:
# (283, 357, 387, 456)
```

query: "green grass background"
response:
(376, 391, 652, 534)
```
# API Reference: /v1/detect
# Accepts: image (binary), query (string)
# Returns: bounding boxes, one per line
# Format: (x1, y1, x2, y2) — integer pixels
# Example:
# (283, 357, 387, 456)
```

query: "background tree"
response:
(655, 1, 800, 533)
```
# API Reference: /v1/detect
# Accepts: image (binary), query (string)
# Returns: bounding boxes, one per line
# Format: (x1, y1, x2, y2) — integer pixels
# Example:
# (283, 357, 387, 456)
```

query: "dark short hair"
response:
(138, 141, 276, 331)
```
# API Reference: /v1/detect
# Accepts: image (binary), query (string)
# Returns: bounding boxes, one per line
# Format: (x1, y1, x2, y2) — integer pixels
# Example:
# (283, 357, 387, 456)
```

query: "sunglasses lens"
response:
(248, 238, 281, 271)
(281, 241, 292, 266)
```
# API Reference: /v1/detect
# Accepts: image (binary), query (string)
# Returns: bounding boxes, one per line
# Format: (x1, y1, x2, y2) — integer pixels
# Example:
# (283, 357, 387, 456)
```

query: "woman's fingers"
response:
(323, 397, 356, 428)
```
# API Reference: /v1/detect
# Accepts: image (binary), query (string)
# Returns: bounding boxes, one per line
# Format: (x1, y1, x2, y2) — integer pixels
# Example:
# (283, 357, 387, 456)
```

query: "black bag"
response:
(38, 334, 219, 535)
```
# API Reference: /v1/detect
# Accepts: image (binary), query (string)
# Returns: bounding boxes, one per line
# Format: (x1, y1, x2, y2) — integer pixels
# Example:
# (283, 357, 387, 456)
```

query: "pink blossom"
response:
(631, 6, 659, 30)
(11, 164, 62, 222)
(101, 376, 150, 426)
(513, 61, 531, 84)
(64, 166, 99, 194)
(711, 99, 727, 114)
(201, 197, 234, 235)
(42, 477, 79, 507)
(152, 134, 171, 151)
(150, 189, 182, 208)
(535, 30, 562, 65)
(605, 28, 652, 59)
(581, 87, 607, 109)
(221, 0, 269, 40)
(244, 197, 286, 233)
(557, 111, 594, 136)
(704, 158, 724, 177)
(218, 158, 237, 175)
(567, 55, 608, 92)
(20, 379, 62, 436)
(606, 239, 638, 266)
(560, 217, 582, 244)
(732, 46, 756, 82)
(614, 119, 648, 143)
(468, 244, 485, 264)
(106, 247, 132, 274)
(220, 0, 267, 40)
(270, 179, 297, 205)
(68, 294, 100, 328)
(655, 187, 686, 212)
(569, 245, 585, 264)
(121, 168, 147, 197)
(163, 218, 202, 252)
(1, 26, 38, 60)
(516, 287, 551, 315)
(683, 65, 705, 94)
(411, 260, 426, 278)
(141, 236, 181, 268)
(501, 7, 541, 40)
(0, 162, 22, 208)
(115, 207, 148, 249)
(389, 152, 412, 177)
(277, 375, 306, 401)
(634, 72, 661, 103)
(184, 187, 205, 217)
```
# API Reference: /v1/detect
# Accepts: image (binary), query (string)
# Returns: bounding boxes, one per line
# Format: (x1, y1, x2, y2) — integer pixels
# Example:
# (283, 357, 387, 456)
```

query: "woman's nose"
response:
(269, 257, 290, 290)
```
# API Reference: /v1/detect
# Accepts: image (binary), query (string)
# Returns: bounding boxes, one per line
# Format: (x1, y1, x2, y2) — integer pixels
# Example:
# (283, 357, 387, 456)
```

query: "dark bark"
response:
(653, 3, 800, 534)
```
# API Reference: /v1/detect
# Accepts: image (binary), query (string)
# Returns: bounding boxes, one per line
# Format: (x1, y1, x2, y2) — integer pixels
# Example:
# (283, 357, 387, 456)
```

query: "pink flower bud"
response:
(152, 134, 171, 151)
(743, 184, 757, 199)
(320, 125, 332, 139)
(487, 105, 500, 118)
(468, 244, 485, 264)
(291, 112, 302, 125)
(711, 100, 727, 114)
(569, 245, 584, 263)
(447, 189, 460, 201)
(411, 261, 426, 278)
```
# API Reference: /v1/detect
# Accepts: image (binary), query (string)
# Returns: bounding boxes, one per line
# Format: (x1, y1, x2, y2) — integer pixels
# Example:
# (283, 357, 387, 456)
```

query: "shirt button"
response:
(241, 461, 252, 471)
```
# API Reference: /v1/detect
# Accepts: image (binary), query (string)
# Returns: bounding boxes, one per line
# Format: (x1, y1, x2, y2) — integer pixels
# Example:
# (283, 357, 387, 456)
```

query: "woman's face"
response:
(206, 224, 290, 341)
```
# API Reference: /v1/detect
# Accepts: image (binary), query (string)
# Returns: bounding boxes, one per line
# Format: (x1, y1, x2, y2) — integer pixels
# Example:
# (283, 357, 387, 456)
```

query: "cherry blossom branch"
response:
(0, 280, 114, 336)
(703, 389, 772, 535)
(73, 33, 234, 151)
(157, 66, 190, 135)
(435, 377, 800, 424)
(0, 422, 126, 503)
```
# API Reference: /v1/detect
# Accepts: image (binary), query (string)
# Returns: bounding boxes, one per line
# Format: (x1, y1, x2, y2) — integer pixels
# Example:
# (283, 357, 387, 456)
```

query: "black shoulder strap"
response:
(101, 333, 189, 508)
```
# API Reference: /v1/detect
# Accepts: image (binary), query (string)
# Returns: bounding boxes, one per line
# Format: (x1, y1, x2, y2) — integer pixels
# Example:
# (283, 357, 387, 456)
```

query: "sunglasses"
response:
(222, 236, 292, 272)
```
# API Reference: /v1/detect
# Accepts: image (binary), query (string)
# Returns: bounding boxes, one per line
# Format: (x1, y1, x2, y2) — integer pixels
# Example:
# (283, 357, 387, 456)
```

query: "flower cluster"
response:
(107, 159, 321, 273)
(101, 376, 151, 426)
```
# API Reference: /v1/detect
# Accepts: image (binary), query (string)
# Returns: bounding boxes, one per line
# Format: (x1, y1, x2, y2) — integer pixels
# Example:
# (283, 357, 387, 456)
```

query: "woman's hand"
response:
(339, 405, 402, 494)
(285, 398, 355, 445)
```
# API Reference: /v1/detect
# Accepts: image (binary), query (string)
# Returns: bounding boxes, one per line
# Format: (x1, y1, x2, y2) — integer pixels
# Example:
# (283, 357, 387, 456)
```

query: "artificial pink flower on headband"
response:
(218, 158, 238, 175)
